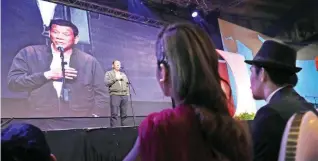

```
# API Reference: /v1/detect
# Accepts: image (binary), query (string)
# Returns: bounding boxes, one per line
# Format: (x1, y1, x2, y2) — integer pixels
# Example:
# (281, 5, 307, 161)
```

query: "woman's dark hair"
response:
(156, 23, 252, 161)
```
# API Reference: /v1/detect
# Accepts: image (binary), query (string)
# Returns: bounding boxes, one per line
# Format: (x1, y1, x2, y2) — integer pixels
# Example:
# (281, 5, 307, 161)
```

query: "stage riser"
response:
(2, 121, 253, 161)
(46, 127, 138, 161)
(1, 117, 145, 131)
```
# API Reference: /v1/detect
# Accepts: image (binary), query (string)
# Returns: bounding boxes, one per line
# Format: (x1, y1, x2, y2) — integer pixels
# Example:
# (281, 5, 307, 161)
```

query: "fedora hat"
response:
(245, 40, 302, 73)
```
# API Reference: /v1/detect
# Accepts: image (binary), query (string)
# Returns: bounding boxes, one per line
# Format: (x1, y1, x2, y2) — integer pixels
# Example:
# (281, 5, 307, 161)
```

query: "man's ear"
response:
(159, 64, 168, 83)
(260, 68, 267, 82)
(74, 36, 79, 44)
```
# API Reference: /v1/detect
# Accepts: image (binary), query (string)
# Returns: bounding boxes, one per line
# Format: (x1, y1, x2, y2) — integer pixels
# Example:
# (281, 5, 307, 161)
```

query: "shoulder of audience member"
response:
(267, 100, 312, 121)
(141, 106, 192, 130)
(138, 108, 175, 137)
(141, 108, 171, 125)
(255, 105, 280, 118)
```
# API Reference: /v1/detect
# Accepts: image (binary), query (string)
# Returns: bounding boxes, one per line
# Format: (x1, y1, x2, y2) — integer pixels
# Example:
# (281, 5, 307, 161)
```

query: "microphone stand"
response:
(59, 47, 70, 106)
(171, 97, 176, 108)
(122, 68, 137, 127)
(1, 117, 15, 129)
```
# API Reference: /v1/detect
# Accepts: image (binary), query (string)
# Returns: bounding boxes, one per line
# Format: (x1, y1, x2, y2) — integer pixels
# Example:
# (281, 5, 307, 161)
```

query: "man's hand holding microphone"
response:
(44, 45, 78, 80)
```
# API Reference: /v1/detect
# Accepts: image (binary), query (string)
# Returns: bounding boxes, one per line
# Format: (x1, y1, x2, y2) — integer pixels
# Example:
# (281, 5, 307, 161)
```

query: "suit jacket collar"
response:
(267, 85, 318, 117)
(45, 45, 80, 69)
(266, 86, 286, 103)
(269, 85, 296, 104)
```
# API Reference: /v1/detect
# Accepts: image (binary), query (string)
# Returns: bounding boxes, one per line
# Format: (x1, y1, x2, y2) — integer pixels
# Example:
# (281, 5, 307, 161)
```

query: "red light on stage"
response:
(316, 56, 318, 71)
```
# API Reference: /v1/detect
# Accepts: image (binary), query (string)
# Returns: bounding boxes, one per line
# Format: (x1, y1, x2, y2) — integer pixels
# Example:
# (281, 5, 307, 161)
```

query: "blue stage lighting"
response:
(191, 11, 198, 18)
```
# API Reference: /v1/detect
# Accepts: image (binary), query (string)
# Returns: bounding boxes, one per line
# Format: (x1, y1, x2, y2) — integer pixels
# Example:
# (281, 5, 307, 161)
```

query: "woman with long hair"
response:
(124, 23, 252, 161)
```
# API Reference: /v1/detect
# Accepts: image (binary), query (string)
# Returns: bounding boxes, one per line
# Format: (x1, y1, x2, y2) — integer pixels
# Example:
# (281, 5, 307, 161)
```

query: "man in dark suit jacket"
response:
(244, 40, 318, 161)
(7, 19, 108, 117)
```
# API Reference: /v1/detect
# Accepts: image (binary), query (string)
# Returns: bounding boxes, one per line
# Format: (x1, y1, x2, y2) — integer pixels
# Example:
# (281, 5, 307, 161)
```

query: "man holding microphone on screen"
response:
(105, 60, 130, 127)
(7, 19, 107, 117)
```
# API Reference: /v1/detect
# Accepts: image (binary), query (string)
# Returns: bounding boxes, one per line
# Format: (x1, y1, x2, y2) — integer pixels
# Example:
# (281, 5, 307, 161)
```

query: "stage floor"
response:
(1, 98, 172, 118)
(1, 116, 145, 131)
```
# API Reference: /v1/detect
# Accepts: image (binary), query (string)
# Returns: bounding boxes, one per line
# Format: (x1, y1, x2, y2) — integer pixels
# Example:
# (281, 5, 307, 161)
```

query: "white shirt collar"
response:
(51, 44, 60, 55)
(265, 86, 287, 103)
(51, 44, 72, 59)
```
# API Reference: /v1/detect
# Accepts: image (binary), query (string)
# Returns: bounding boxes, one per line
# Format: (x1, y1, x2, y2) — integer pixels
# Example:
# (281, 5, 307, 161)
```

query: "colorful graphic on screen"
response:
(218, 19, 318, 109)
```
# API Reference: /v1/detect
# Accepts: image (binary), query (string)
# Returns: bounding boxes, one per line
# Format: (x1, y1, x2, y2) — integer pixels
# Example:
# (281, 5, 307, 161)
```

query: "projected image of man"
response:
(7, 19, 108, 117)
(105, 60, 130, 127)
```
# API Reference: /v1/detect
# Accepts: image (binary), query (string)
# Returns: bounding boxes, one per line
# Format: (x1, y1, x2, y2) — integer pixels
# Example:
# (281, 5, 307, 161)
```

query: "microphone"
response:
(57, 46, 64, 52)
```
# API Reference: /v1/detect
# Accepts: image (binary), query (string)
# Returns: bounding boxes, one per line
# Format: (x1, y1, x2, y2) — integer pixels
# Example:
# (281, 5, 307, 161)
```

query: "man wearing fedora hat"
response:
(245, 40, 318, 161)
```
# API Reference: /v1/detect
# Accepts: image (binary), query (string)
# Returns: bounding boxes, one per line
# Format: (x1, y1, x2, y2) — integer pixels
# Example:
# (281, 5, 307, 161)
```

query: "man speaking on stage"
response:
(7, 19, 108, 117)
(105, 60, 130, 127)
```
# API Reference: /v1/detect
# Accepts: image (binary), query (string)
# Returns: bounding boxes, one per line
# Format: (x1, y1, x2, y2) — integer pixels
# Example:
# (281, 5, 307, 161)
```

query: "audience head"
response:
(155, 23, 252, 161)
(155, 23, 229, 114)
(251, 66, 299, 99)
(1, 123, 56, 161)
(245, 40, 301, 100)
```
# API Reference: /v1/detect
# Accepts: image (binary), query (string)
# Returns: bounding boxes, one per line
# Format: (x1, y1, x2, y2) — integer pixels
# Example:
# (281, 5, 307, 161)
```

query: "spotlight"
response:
(191, 11, 198, 17)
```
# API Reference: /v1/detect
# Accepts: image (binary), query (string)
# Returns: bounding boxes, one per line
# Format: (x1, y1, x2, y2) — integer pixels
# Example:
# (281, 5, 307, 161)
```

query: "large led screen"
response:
(1, 0, 169, 118)
(1, 0, 235, 118)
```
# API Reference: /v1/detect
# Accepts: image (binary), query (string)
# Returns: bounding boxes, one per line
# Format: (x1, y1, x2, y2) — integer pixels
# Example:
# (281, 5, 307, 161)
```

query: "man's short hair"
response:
(112, 60, 120, 64)
(1, 123, 52, 161)
(254, 65, 298, 86)
(49, 19, 79, 36)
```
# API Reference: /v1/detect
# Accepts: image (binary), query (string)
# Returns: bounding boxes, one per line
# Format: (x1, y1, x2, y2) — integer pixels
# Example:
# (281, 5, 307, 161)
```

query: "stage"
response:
(1, 116, 253, 161)
(1, 97, 170, 161)
(43, 126, 139, 161)
(1, 117, 138, 161)
(42, 126, 138, 161)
